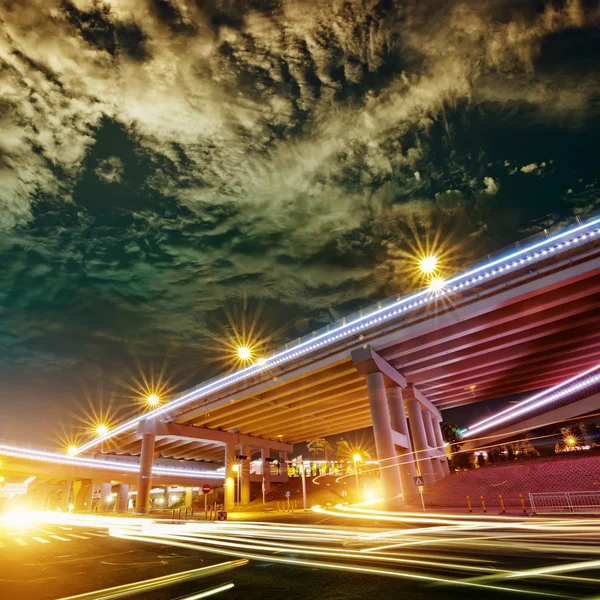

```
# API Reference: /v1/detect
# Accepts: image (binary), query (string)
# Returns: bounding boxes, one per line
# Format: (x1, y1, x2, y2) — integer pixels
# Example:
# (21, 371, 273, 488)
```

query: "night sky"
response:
(0, 0, 599, 446)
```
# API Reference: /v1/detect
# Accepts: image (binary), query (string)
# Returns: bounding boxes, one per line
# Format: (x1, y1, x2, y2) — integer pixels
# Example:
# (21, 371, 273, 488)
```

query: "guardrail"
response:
(529, 491, 600, 513)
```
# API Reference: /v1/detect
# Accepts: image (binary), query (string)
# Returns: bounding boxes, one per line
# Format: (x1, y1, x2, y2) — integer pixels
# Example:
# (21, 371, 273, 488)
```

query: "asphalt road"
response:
(1, 514, 599, 600)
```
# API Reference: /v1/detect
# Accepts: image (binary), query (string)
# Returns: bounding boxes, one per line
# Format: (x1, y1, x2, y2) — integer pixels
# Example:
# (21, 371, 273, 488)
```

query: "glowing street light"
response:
(95, 424, 109, 437)
(567, 437, 576, 447)
(429, 277, 445, 293)
(67, 445, 78, 456)
(237, 346, 252, 361)
(146, 394, 160, 407)
(419, 255, 438, 275)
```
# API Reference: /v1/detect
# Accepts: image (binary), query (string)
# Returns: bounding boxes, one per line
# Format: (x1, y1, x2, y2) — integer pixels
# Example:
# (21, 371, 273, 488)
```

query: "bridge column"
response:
(261, 448, 271, 494)
(279, 451, 288, 478)
(240, 444, 251, 505)
(224, 443, 236, 512)
(432, 416, 450, 476)
(407, 401, 436, 486)
(100, 483, 112, 512)
(135, 432, 156, 514)
(366, 372, 403, 508)
(74, 479, 94, 512)
(185, 487, 193, 510)
(422, 411, 443, 481)
(60, 480, 72, 512)
(387, 386, 419, 503)
(117, 484, 129, 513)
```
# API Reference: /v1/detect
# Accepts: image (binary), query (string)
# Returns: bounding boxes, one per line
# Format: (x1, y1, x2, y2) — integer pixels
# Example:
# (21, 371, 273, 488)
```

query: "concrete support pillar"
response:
(117, 484, 129, 513)
(261, 448, 271, 494)
(407, 401, 436, 486)
(100, 483, 112, 512)
(60, 480, 72, 512)
(386, 386, 419, 503)
(185, 487, 193, 510)
(240, 444, 251, 505)
(432, 416, 451, 476)
(224, 443, 236, 512)
(279, 451, 288, 478)
(422, 411, 443, 480)
(74, 479, 93, 512)
(135, 432, 156, 514)
(366, 372, 403, 508)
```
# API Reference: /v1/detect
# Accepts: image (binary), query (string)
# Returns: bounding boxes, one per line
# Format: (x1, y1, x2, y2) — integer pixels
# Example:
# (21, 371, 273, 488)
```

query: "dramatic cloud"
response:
(0, 0, 599, 439)
(483, 176, 499, 195)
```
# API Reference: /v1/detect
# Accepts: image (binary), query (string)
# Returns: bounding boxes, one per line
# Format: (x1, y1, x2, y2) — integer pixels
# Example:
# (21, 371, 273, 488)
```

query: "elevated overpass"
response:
(0, 440, 224, 513)
(67, 214, 600, 509)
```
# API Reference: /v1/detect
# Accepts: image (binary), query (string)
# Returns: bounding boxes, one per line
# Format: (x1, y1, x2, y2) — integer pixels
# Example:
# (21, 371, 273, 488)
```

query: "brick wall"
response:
(419, 452, 600, 509)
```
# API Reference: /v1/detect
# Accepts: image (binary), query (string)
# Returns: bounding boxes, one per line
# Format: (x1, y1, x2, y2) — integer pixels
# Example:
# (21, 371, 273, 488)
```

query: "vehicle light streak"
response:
(56, 561, 245, 600)
(7, 511, 600, 596)
(109, 529, 551, 596)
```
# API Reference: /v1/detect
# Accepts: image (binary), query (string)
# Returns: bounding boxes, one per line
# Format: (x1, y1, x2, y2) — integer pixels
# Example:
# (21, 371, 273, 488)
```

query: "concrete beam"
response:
(391, 430, 410, 449)
(408, 385, 442, 420)
(147, 422, 293, 453)
(352, 345, 407, 388)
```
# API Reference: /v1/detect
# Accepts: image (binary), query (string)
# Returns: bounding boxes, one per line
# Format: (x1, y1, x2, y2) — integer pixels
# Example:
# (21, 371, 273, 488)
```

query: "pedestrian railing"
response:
(529, 491, 600, 513)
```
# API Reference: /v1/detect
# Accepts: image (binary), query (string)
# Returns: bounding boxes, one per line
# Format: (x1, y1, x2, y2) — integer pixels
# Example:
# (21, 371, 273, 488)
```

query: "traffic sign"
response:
(284, 491, 291, 498)
(202, 484, 211, 494)
(413, 475, 425, 487)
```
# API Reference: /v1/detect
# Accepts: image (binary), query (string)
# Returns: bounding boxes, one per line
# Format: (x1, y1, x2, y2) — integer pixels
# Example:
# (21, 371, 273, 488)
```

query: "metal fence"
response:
(529, 491, 600, 513)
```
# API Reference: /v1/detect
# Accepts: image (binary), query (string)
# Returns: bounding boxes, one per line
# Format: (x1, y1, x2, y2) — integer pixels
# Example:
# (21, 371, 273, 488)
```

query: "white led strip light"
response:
(463, 363, 600, 438)
(75, 215, 600, 454)
(0, 444, 224, 479)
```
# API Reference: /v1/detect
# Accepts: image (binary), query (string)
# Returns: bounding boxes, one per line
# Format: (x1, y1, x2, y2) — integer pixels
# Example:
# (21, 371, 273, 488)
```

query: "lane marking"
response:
(14, 538, 28, 546)
(60, 527, 73, 531)
(49, 535, 71, 542)
(67, 534, 90, 540)
(85, 532, 109, 537)
(0, 540, 6, 548)
(32, 537, 51, 544)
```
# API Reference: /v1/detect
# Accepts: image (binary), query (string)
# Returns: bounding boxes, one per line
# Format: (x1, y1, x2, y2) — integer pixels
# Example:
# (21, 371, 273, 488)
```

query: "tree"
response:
(440, 422, 463, 453)
(307, 437, 333, 461)
(336, 438, 352, 461)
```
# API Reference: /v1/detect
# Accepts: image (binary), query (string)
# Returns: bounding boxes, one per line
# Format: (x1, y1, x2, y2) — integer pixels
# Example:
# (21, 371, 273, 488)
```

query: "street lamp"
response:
(429, 277, 445, 293)
(147, 394, 160, 407)
(232, 463, 241, 505)
(419, 255, 438, 275)
(237, 346, 252, 361)
(353, 453, 362, 501)
(95, 424, 109, 437)
(67, 445, 78, 456)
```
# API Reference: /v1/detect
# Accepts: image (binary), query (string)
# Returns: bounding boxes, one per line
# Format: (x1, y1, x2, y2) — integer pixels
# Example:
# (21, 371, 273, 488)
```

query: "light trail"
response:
(56, 561, 244, 600)
(8, 510, 600, 597)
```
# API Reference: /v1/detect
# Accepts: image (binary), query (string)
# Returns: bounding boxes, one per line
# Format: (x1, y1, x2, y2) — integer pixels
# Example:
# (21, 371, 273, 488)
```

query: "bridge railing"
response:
(529, 491, 600, 513)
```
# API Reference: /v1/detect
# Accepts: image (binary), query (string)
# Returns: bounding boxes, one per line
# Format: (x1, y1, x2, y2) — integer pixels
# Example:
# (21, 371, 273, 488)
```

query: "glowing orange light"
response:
(237, 346, 252, 361)
(96, 424, 109, 437)
(419, 255, 438, 275)
(429, 277, 445, 293)
(147, 394, 160, 407)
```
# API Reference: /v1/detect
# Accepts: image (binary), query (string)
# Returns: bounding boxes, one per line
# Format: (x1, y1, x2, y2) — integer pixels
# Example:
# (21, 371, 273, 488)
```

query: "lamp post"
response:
(232, 463, 240, 505)
(353, 453, 362, 502)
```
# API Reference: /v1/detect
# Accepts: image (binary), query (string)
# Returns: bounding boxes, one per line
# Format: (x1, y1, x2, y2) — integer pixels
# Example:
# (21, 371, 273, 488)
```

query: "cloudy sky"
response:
(0, 0, 599, 444)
